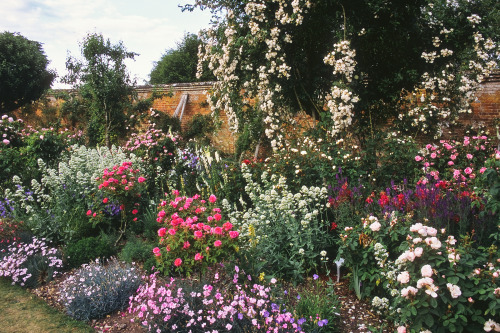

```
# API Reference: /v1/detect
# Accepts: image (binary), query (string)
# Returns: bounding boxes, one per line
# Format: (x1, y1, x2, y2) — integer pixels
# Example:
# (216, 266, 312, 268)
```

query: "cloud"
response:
(0, 0, 212, 87)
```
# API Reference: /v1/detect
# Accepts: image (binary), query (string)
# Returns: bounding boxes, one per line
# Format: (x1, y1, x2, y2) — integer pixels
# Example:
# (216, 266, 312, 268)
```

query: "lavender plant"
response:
(59, 258, 141, 321)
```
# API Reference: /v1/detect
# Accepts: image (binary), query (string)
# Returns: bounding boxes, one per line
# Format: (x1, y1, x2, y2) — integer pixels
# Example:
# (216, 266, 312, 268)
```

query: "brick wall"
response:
(12, 73, 499, 152)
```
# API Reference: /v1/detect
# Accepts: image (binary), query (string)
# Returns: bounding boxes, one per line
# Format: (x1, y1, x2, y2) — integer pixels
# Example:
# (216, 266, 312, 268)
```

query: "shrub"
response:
(65, 235, 116, 268)
(154, 191, 239, 276)
(0, 236, 63, 288)
(337, 210, 500, 333)
(3, 144, 143, 243)
(224, 163, 334, 281)
(59, 258, 141, 321)
(118, 237, 155, 264)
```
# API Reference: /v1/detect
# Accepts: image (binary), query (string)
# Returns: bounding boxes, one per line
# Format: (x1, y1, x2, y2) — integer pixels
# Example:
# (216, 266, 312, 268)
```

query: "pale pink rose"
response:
(414, 247, 423, 257)
(421, 264, 433, 277)
(370, 221, 381, 232)
(447, 283, 462, 298)
(450, 154, 457, 160)
(466, 153, 473, 160)
(397, 326, 407, 333)
(397, 271, 410, 284)
(413, 237, 423, 244)
(410, 223, 424, 233)
(415, 155, 423, 162)
(430, 152, 437, 159)
(448, 161, 454, 166)
(426, 227, 437, 237)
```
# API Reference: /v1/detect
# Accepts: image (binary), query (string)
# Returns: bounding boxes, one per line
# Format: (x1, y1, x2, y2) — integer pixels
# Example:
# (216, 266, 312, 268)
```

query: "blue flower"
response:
(297, 294, 301, 300)
(298, 318, 306, 325)
(313, 274, 319, 280)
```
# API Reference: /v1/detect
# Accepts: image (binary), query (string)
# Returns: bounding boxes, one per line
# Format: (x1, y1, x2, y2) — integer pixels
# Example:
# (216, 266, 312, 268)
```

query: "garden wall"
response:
(13, 71, 500, 153)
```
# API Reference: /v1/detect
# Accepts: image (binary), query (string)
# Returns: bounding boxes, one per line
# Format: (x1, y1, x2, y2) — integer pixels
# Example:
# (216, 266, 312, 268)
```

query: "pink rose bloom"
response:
(153, 247, 161, 257)
(466, 154, 473, 160)
(86, 210, 92, 216)
(414, 247, 423, 257)
(450, 154, 456, 160)
(223, 222, 233, 231)
(132, 209, 138, 215)
(174, 258, 182, 267)
(464, 167, 473, 175)
(158, 210, 166, 218)
(369, 221, 381, 232)
(426, 227, 437, 237)
(214, 240, 222, 247)
(480, 167, 487, 174)
(121, 179, 127, 185)
(430, 152, 437, 159)
(397, 271, 410, 284)
(421, 264, 433, 277)
(183, 241, 191, 249)
(138, 176, 146, 183)
(214, 213, 222, 221)
(209, 194, 217, 203)
(415, 155, 423, 162)
(194, 253, 203, 261)
(447, 283, 461, 298)
(207, 216, 214, 222)
(448, 161, 454, 166)
(229, 231, 239, 239)
(194, 230, 203, 238)
(214, 227, 223, 235)
(158, 228, 166, 237)
(2, 139, 10, 145)
(92, 212, 97, 217)
(397, 326, 407, 333)
(102, 181, 109, 187)
(453, 169, 461, 179)
(168, 228, 176, 235)
(102, 197, 108, 204)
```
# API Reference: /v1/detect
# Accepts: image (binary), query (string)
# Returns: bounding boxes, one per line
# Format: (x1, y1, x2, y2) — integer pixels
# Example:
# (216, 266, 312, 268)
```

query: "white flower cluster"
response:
(197, 0, 312, 148)
(225, 164, 327, 245)
(323, 41, 359, 137)
(399, 15, 498, 137)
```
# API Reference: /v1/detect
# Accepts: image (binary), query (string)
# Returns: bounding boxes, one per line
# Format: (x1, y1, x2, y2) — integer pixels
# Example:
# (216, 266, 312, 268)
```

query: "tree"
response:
(149, 33, 214, 84)
(185, 0, 499, 147)
(63, 33, 137, 147)
(0, 32, 56, 113)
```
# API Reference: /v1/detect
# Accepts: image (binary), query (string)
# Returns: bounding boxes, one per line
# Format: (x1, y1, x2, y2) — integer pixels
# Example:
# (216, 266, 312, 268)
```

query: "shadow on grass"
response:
(0, 277, 93, 333)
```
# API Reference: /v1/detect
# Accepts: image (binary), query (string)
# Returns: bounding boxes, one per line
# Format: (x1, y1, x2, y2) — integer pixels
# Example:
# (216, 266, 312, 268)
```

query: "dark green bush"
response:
(65, 235, 116, 268)
(118, 237, 155, 264)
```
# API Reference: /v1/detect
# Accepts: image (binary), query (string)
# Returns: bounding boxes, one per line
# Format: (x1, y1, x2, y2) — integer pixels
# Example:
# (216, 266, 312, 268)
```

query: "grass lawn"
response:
(0, 277, 93, 333)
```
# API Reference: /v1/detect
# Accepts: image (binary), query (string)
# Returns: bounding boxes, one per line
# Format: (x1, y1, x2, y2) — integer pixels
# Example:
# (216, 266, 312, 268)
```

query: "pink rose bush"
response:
(154, 190, 239, 276)
(89, 162, 146, 241)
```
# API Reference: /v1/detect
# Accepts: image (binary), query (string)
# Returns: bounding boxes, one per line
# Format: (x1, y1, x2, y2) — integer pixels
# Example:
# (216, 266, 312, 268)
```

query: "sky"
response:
(0, 0, 214, 88)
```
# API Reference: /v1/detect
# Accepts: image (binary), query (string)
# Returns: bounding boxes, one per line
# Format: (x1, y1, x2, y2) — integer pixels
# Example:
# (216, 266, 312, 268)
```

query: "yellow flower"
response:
(258, 272, 265, 281)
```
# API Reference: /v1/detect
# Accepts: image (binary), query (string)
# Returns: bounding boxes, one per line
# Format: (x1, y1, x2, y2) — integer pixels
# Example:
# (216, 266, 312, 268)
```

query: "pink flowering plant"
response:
(128, 264, 336, 332)
(414, 135, 494, 187)
(89, 161, 146, 244)
(125, 128, 179, 196)
(153, 190, 239, 276)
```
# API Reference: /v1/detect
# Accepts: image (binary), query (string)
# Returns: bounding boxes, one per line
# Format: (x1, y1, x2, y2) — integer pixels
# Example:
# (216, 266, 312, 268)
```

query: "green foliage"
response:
(118, 237, 155, 263)
(363, 132, 421, 187)
(63, 33, 137, 147)
(65, 234, 116, 268)
(183, 113, 215, 145)
(149, 33, 215, 84)
(226, 164, 335, 282)
(0, 32, 55, 113)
